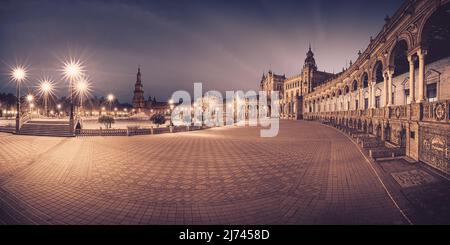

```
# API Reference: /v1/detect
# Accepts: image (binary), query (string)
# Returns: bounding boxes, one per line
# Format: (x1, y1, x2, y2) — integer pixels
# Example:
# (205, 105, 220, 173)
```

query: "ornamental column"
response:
(417, 49, 427, 102)
(387, 69, 393, 106)
(407, 55, 416, 103)
(359, 88, 363, 109)
(371, 82, 376, 108)
(383, 72, 388, 106)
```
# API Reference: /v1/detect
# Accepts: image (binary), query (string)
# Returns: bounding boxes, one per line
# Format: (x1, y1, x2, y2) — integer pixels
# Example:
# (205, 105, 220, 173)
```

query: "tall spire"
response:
(309, 42, 311, 52)
(137, 66, 142, 83)
(133, 66, 145, 112)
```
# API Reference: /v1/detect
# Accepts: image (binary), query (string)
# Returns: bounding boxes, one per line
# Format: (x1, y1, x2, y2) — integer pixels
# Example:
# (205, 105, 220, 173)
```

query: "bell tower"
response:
(132, 66, 146, 112)
(303, 44, 317, 93)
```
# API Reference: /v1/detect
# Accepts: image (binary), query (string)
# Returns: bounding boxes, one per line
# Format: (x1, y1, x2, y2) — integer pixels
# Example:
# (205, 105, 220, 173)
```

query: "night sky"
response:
(0, 0, 404, 103)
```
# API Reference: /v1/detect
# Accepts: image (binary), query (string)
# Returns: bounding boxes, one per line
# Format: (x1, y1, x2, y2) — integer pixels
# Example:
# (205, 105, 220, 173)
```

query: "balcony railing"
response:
(422, 100, 450, 123)
(389, 105, 407, 119)
(304, 99, 449, 124)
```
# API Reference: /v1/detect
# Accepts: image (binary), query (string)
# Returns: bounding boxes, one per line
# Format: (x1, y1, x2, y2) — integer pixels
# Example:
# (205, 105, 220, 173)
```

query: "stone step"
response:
(369, 147, 406, 159)
(19, 132, 74, 137)
(22, 121, 69, 125)
(19, 121, 73, 137)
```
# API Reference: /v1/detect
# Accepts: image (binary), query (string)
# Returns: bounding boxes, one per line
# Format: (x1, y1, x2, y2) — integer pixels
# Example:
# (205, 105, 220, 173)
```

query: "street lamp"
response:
(107, 94, 114, 114)
(75, 78, 90, 115)
(62, 59, 84, 126)
(26, 94, 34, 114)
(30, 103, 35, 114)
(38, 78, 54, 117)
(56, 104, 62, 118)
(11, 66, 27, 132)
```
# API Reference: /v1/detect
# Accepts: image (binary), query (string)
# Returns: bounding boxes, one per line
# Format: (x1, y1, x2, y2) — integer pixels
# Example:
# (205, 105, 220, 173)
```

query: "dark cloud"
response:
(0, 0, 403, 102)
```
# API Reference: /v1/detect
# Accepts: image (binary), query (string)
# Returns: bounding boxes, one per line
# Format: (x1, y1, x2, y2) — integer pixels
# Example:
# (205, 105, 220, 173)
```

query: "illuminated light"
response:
(11, 66, 27, 82)
(37, 78, 55, 96)
(75, 78, 91, 95)
(62, 59, 84, 81)
(26, 94, 34, 102)
(107, 94, 114, 102)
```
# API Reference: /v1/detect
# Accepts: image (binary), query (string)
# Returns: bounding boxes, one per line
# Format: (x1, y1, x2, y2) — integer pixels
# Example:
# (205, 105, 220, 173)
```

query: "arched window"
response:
(352, 80, 358, 91)
(373, 61, 383, 83)
(389, 40, 409, 77)
(362, 73, 369, 88)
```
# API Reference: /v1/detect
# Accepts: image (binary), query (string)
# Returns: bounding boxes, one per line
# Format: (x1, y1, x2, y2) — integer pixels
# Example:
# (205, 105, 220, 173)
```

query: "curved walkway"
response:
(0, 120, 409, 224)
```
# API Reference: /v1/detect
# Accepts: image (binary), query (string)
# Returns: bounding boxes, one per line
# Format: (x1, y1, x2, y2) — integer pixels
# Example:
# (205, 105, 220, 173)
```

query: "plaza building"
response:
(132, 67, 171, 115)
(260, 45, 335, 119)
(260, 0, 450, 175)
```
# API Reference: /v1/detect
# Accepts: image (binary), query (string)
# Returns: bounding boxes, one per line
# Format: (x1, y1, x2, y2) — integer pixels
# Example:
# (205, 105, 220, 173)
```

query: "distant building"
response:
(131, 67, 171, 115)
(132, 67, 145, 112)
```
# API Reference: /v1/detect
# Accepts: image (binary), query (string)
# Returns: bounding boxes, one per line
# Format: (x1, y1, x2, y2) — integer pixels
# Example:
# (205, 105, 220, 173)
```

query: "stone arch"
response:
(343, 85, 350, 95)
(419, 2, 450, 65)
(373, 60, 384, 83)
(351, 80, 358, 91)
(375, 123, 382, 138)
(388, 39, 409, 77)
(384, 121, 391, 142)
(361, 72, 369, 88)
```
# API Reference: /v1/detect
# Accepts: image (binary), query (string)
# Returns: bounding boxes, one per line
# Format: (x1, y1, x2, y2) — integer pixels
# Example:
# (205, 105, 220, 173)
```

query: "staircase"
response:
(18, 120, 74, 137)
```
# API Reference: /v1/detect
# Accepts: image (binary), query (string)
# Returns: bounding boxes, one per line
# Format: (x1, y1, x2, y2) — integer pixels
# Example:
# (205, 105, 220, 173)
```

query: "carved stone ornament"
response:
(434, 103, 446, 121)
(395, 107, 401, 118)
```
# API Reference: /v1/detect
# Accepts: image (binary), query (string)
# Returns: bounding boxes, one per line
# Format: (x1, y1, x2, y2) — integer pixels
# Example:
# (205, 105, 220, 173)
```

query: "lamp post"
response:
(75, 78, 90, 116)
(26, 94, 34, 114)
(63, 59, 84, 128)
(39, 79, 54, 117)
(11, 66, 27, 132)
(107, 94, 114, 115)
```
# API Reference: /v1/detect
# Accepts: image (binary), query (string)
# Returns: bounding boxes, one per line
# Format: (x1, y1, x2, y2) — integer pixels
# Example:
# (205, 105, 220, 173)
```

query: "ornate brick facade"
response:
(260, 0, 450, 175)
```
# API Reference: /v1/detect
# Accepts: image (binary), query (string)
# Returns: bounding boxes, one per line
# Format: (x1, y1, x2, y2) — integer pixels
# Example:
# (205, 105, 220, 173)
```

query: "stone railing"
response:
(422, 100, 450, 123)
(19, 112, 31, 128)
(389, 105, 407, 119)
(305, 99, 450, 124)
(76, 125, 206, 137)
(0, 126, 15, 133)
(372, 108, 384, 118)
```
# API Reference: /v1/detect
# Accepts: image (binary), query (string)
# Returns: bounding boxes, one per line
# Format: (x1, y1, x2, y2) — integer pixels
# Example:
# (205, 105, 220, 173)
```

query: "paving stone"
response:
(0, 121, 445, 224)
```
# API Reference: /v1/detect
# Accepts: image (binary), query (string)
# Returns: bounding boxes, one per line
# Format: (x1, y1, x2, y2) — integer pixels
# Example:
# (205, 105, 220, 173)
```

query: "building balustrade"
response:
(304, 100, 449, 124)
(422, 100, 450, 123)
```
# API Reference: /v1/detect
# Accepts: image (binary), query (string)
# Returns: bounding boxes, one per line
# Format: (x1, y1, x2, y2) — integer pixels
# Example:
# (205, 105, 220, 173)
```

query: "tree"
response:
(150, 114, 166, 127)
(98, 115, 115, 129)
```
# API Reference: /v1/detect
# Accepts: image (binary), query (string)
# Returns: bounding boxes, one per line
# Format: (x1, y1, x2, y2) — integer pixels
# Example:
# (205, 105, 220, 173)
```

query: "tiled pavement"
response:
(0, 120, 448, 224)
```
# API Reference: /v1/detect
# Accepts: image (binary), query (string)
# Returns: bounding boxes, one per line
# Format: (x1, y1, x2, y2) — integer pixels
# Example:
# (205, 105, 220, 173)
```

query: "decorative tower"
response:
(132, 66, 146, 112)
(302, 44, 317, 93)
